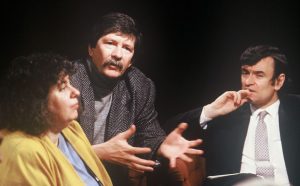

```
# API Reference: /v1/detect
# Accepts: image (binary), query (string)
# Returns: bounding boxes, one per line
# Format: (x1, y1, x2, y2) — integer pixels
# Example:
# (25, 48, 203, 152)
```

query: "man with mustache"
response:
(166, 45, 300, 185)
(71, 12, 203, 186)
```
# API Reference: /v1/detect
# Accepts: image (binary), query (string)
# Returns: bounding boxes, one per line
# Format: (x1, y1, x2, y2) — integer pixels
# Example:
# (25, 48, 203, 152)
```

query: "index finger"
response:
(129, 146, 152, 155)
(238, 89, 251, 99)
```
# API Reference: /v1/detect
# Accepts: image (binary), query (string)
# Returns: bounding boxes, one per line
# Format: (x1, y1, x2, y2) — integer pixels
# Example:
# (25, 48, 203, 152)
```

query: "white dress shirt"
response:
(200, 100, 290, 185)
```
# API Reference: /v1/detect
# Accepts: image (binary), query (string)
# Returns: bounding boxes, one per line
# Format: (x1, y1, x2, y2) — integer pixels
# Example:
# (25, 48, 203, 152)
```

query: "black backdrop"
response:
(1, 0, 300, 125)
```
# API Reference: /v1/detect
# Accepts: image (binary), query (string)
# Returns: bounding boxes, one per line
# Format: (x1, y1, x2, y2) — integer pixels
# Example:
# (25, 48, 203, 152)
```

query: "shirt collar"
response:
(250, 99, 280, 118)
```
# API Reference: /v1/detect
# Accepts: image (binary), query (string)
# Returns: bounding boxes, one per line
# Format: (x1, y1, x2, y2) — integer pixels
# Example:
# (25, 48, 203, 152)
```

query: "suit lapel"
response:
(105, 80, 132, 141)
(206, 104, 251, 174)
(278, 102, 298, 183)
(231, 104, 251, 164)
(76, 62, 96, 143)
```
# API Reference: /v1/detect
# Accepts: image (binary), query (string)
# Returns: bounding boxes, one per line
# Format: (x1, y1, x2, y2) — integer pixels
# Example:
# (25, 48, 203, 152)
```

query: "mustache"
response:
(103, 59, 123, 71)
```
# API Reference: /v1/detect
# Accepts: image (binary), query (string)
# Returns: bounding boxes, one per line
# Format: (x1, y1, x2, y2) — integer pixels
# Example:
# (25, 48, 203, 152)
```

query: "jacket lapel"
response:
(231, 104, 251, 165)
(105, 80, 132, 141)
(79, 62, 96, 143)
(278, 101, 298, 184)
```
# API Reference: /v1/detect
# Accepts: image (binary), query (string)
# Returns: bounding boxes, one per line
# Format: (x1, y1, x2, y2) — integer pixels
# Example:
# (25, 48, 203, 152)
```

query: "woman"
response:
(0, 53, 112, 186)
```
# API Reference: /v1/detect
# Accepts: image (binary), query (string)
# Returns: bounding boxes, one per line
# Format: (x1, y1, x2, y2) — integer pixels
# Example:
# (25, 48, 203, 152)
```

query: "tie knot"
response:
(259, 111, 268, 120)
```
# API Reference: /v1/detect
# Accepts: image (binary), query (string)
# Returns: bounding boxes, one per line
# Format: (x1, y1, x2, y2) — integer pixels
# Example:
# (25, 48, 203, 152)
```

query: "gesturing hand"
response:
(203, 89, 250, 119)
(157, 123, 203, 168)
(93, 125, 156, 172)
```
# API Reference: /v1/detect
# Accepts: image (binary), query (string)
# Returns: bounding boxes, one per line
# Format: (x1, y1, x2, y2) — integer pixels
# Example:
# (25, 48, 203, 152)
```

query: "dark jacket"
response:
(166, 94, 300, 186)
(71, 60, 166, 186)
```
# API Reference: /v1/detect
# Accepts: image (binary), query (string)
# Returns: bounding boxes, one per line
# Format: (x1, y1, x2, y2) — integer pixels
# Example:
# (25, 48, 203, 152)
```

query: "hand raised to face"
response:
(203, 89, 251, 119)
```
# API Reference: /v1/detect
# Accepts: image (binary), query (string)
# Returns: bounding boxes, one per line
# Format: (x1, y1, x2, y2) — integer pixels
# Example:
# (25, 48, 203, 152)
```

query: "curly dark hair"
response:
(1, 52, 75, 136)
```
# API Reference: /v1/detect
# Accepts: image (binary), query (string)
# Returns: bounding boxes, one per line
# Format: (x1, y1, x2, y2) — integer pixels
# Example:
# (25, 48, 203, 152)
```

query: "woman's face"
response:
(47, 75, 80, 132)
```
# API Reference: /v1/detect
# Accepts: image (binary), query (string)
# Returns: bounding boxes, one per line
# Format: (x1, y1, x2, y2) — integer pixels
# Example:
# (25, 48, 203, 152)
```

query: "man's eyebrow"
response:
(253, 70, 265, 74)
(241, 67, 264, 73)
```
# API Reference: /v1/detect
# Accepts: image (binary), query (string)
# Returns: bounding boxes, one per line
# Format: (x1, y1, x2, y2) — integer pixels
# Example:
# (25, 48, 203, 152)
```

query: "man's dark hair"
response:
(1, 52, 74, 135)
(88, 12, 142, 51)
(240, 45, 288, 81)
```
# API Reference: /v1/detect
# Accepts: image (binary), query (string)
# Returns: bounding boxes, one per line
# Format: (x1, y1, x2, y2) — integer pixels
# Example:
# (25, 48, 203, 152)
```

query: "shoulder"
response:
(70, 59, 91, 89)
(1, 132, 47, 161)
(72, 59, 86, 68)
(124, 66, 155, 92)
(62, 121, 91, 145)
(72, 59, 88, 77)
(126, 67, 154, 84)
(281, 94, 300, 101)
(280, 94, 300, 112)
(65, 120, 85, 135)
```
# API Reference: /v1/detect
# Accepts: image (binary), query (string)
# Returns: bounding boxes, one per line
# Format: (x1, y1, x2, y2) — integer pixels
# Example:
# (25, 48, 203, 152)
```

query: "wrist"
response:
(92, 143, 107, 159)
(156, 146, 163, 157)
(203, 104, 215, 119)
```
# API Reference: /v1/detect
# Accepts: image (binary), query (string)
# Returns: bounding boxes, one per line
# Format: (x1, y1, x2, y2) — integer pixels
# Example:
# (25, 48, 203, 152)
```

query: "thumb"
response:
(169, 158, 176, 168)
(240, 98, 248, 105)
(119, 124, 136, 140)
(174, 122, 188, 135)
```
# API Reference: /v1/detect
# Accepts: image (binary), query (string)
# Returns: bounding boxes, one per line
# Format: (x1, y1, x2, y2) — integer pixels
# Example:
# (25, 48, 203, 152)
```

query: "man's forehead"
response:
(241, 57, 275, 70)
(103, 32, 136, 41)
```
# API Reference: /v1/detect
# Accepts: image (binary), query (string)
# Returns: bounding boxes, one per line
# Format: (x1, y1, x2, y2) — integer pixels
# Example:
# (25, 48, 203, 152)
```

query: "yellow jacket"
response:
(0, 121, 112, 186)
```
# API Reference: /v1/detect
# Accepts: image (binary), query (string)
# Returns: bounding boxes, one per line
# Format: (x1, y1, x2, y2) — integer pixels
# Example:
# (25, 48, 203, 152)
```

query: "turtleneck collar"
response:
(86, 58, 120, 99)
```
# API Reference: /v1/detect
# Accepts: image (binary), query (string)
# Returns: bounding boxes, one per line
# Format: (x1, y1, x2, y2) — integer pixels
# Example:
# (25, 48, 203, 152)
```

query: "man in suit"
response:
(167, 45, 300, 185)
(71, 12, 203, 186)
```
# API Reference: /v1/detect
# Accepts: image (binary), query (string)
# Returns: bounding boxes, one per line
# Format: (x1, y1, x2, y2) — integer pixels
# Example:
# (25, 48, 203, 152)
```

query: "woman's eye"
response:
(58, 86, 66, 91)
(58, 81, 67, 91)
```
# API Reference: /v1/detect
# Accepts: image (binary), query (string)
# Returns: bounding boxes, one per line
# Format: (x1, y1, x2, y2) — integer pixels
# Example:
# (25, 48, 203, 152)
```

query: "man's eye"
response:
(124, 47, 131, 52)
(256, 74, 264, 78)
(106, 41, 114, 45)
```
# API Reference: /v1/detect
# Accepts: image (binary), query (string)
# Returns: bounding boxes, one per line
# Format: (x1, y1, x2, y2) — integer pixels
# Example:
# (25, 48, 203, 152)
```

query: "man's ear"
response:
(275, 73, 285, 91)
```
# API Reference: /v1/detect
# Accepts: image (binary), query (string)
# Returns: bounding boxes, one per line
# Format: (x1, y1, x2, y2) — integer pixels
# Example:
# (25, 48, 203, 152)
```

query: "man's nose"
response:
(245, 74, 255, 85)
(111, 46, 123, 60)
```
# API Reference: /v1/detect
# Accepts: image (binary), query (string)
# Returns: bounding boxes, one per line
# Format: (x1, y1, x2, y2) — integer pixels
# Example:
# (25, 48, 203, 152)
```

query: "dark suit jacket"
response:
(71, 60, 166, 186)
(166, 94, 300, 186)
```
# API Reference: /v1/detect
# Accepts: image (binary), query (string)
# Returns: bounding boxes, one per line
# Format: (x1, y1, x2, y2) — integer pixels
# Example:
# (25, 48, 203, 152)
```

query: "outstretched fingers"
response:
(169, 157, 177, 168)
(119, 125, 136, 140)
(188, 139, 202, 147)
(127, 157, 156, 172)
(174, 122, 188, 135)
(169, 154, 193, 168)
(185, 148, 204, 155)
(179, 154, 193, 163)
(129, 146, 152, 155)
(129, 162, 154, 172)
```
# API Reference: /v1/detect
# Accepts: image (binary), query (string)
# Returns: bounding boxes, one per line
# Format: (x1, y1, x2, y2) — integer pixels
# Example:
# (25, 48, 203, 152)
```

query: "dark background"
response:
(1, 0, 300, 125)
